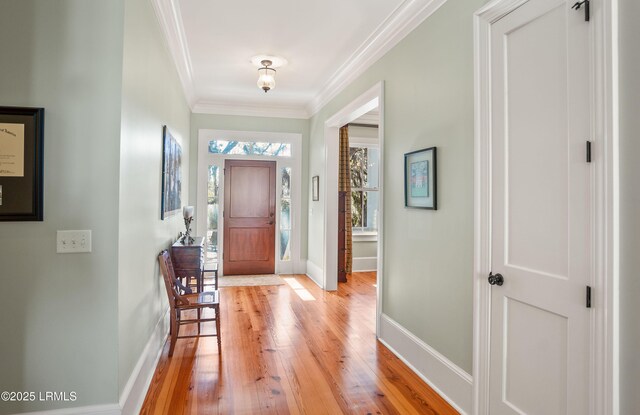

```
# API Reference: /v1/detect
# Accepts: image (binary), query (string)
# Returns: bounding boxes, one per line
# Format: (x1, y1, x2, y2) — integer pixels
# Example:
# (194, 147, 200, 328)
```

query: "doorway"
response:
(339, 117, 381, 282)
(322, 82, 384, 335)
(196, 130, 303, 276)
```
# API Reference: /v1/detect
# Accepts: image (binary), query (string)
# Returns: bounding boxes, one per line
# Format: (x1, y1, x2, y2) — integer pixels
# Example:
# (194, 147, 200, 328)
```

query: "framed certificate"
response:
(0, 107, 44, 221)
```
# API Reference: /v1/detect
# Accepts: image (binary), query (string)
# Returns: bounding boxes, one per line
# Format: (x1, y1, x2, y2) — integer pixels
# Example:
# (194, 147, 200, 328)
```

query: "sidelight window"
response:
(280, 167, 292, 261)
(207, 166, 219, 261)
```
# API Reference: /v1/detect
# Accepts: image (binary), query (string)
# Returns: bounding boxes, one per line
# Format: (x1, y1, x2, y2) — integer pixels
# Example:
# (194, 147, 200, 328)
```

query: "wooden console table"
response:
(171, 237, 204, 293)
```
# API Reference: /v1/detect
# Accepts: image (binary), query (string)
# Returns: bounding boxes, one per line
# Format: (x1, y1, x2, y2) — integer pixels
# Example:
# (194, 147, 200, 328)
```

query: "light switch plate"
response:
(57, 230, 92, 253)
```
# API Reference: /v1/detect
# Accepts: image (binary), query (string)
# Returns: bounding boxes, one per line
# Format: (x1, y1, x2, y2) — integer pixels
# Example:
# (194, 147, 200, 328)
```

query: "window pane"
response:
(280, 230, 291, 261)
(363, 191, 379, 231)
(281, 167, 291, 198)
(365, 147, 379, 189)
(349, 147, 367, 189)
(351, 191, 363, 228)
(280, 167, 292, 261)
(281, 199, 290, 230)
(207, 166, 219, 262)
(208, 140, 291, 157)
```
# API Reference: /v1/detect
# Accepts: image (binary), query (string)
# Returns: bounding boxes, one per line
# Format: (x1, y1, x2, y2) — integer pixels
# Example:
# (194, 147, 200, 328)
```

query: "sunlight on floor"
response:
(283, 277, 316, 301)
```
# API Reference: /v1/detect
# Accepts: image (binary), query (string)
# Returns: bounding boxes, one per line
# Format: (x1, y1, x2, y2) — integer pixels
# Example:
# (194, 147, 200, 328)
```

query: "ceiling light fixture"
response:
(252, 55, 287, 94)
(257, 60, 276, 93)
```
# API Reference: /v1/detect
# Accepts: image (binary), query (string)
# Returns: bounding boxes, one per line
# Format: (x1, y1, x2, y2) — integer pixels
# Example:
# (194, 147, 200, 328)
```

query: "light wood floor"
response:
(140, 272, 458, 414)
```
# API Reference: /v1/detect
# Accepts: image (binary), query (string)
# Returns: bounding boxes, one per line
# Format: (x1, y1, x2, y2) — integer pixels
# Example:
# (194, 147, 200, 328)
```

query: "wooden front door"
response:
(223, 160, 276, 275)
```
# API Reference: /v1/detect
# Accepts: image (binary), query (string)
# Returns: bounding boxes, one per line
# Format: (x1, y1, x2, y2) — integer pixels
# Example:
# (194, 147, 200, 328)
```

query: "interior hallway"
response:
(140, 272, 457, 414)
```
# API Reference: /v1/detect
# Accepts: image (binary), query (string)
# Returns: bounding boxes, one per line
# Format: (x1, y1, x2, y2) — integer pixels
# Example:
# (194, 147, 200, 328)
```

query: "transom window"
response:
(208, 140, 291, 157)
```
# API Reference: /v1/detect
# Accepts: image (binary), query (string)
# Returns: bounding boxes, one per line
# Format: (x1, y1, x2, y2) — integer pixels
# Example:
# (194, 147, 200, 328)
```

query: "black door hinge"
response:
(586, 285, 592, 308)
(572, 0, 590, 22)
(586, 141, 592, 163)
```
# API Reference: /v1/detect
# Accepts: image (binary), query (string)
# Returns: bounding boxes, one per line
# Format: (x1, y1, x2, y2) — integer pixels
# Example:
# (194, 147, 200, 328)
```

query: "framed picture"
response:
(404, 147, 437, 209)
(0, 107, 45, 221)
(312, 175, 319, 201)
(161, 126, 182, 219)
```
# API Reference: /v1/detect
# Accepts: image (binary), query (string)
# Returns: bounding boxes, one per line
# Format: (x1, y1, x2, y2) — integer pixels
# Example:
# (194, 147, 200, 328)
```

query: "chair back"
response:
(158, 250, 189, 308)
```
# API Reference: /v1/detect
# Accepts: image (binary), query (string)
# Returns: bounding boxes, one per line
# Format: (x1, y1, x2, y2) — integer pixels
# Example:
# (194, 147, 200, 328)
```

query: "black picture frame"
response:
(0, 106, 45, 221)
(161, 125, 182, 220)
(312, 175, 319, 201)
(404, 147, 437, 210)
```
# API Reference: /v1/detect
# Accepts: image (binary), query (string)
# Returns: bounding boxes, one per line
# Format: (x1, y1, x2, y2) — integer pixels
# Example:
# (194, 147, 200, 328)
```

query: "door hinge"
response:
(572, 0, 590, 22)
(586, 285, 592, 308)
(586, 141, 592, 163)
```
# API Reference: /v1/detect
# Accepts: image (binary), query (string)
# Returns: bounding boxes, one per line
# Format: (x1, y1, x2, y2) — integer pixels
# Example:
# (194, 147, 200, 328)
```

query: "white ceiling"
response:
(152, 0, 446, 118)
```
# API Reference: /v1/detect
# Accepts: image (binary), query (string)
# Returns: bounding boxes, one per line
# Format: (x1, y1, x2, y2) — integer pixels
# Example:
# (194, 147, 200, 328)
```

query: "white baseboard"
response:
(305, 259, 323, 288)
(11, 310, 170, 415)
(119, 308, 170, 415)
(352, 256, 377, 272)
(10, 404, 121, 415)
(379, 314, 472, 414)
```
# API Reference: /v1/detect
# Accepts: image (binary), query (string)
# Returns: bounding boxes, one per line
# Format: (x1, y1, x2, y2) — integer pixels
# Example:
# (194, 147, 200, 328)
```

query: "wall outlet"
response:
(57, 230, 92, 253)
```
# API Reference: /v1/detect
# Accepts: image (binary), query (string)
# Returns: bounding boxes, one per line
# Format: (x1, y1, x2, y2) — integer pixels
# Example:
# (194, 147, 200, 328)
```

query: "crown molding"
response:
(151, 0, 197, 108)
(306, 0, 449, 116)
(153, 0, 449, 119)
(192, 100, 310, 119)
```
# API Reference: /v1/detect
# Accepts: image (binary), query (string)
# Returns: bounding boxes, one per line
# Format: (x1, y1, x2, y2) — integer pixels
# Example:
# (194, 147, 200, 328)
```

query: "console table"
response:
(171, 237, 204, 293)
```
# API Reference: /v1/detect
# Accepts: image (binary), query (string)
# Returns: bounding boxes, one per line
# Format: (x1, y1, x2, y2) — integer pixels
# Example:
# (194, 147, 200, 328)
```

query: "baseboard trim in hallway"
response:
(119, 308, 170, 415)
(379, 313, 472, 414)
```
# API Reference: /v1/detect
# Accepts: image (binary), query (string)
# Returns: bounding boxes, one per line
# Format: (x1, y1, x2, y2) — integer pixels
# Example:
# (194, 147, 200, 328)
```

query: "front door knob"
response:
(488, 272, 504, 286)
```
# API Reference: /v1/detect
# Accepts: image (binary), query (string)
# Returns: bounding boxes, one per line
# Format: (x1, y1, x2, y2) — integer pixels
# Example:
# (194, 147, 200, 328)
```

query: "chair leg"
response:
(197, 308, 201, 334)
(169, 309, 179, 357)
(215, 305, 221, 354)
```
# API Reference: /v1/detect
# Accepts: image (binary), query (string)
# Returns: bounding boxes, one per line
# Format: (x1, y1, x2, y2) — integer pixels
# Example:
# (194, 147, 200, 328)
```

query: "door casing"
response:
(321, 82, 384, 338)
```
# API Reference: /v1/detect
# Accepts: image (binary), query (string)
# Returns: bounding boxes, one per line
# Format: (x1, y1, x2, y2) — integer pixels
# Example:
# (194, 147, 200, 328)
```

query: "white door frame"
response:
(196, 130, 303, 276)
(323, 81, 384, 334)
(472, 1, 618, 414)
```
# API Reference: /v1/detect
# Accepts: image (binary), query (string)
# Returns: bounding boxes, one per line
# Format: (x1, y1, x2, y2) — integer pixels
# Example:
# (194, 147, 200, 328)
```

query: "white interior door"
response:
(488, 0, 592, 414)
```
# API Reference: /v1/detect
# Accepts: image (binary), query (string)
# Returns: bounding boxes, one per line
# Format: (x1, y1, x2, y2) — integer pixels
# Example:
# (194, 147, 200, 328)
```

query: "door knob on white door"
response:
(488, 272, 504, 286)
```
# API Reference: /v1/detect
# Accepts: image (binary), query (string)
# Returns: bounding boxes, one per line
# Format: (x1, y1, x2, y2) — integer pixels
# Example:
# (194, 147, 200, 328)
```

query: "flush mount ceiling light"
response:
(252, 55, 287, 93)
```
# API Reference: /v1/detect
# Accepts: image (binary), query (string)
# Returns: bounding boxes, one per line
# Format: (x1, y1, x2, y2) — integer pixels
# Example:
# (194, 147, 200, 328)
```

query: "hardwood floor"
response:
(140, 272, 458, 414)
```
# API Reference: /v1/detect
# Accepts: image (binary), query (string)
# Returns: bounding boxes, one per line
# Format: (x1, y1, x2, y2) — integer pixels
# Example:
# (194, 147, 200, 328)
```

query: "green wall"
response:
(619, 0, 640, 412)
(118, 0, 192, 396)
(0, 1, 124, 412)
(189, 114, 310, 260)
(307, 0, 487, 373)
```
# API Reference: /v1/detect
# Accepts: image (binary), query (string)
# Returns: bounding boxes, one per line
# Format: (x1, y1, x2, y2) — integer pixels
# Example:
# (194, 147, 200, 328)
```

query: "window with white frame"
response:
(350, 145, 379, 233)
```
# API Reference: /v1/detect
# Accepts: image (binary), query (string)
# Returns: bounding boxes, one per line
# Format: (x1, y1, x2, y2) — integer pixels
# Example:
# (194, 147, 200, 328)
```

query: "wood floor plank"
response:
(140, 273, 459, 415)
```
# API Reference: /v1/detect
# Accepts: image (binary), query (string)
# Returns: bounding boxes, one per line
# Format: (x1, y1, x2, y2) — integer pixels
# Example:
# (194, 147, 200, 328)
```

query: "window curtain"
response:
(339, 125, 352, 274)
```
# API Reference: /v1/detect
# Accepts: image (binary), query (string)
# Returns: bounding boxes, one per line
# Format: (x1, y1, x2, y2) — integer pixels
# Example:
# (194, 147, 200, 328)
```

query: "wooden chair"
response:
(158, 250, 221, 357)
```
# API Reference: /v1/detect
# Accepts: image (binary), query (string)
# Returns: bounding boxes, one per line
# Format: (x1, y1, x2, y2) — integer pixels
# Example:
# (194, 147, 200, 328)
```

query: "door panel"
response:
(489, 0, 591, 414)
(229, 166, 272, 218)
(504, 298, 568, 414)
(228, 228, 272, 261)
(223, 160, 276, 275)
